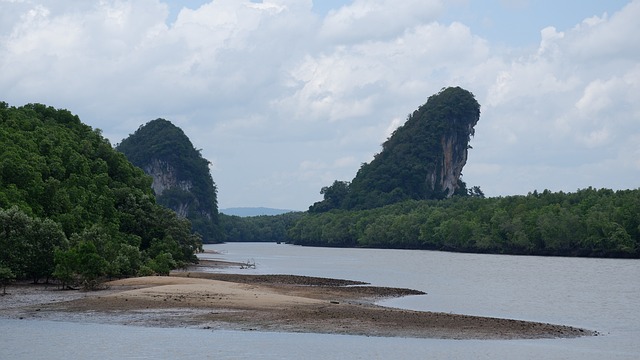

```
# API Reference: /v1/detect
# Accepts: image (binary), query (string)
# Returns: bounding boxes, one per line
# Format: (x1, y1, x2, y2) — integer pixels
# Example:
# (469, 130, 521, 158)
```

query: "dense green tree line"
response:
(290, 188, 640, 258)
(220, 212, 303, 243)
(0, 103, 201, 286)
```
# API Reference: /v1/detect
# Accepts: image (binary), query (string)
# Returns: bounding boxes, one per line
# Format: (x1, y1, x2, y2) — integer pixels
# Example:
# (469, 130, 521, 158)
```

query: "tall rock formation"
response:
(424, 87, 480, 197)
(117, 119, 221, 243)
(310, 87, 480, 212)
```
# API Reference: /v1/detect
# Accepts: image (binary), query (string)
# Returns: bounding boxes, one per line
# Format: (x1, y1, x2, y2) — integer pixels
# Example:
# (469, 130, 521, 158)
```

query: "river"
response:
(1, 242, 638, 359)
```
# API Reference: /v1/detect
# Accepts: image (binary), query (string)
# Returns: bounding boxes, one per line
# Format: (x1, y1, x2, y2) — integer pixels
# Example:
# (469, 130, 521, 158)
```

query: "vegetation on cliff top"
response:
(117, 119, 222, 243)
(0, 102, 201, 286)
(310, 87, 481, 213)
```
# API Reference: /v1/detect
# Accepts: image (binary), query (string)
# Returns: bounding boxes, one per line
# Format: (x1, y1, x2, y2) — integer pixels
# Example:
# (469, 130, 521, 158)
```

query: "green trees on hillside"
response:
(291, 188, 640, 258)
(309, 181, 351, 213)
(0, 103, 201, 285)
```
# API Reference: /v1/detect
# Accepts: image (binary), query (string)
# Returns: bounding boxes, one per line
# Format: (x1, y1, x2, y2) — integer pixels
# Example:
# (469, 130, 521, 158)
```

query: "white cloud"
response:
(319, 0, 443, 44)
(1, 0, 639, 209)
(566, 0, 640, 63)
(576, 78, 617, 114)
(280, 21, 489, 127)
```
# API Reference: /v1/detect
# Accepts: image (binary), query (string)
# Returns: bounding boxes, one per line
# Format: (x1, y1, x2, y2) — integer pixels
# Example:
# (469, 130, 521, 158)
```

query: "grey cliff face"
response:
(143, 158, 195, 217)
(434, 118, 477, 197)
(144, 158, 192, 197)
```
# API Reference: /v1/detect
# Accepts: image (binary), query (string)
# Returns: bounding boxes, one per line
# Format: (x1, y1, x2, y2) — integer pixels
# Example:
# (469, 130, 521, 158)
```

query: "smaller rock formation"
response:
(117, 119, 221, 242)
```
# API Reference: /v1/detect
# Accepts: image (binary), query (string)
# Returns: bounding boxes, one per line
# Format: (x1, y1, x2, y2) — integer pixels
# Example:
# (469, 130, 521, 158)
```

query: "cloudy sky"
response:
(1, 0, 639, 211)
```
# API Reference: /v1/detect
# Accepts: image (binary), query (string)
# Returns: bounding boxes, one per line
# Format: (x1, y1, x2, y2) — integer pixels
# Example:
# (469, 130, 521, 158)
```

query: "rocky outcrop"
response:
(432, 109, 479, 197)
(116, 119, 221, 242)
(311, 87, 480, 212)
(144, 159, 192, 197)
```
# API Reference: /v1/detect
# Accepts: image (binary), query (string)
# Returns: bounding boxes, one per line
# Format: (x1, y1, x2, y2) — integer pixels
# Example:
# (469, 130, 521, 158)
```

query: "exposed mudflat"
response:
(0, 271, 595, 340)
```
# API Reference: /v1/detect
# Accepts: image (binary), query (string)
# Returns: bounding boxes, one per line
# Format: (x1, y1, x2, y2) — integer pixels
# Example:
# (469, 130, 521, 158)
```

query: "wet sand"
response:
(0, 270, 595, 340)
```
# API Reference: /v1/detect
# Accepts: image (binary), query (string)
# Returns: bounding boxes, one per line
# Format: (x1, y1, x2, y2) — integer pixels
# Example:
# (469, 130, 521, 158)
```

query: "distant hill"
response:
(117, 119, 222, 243)
(220, 207, 294, 217)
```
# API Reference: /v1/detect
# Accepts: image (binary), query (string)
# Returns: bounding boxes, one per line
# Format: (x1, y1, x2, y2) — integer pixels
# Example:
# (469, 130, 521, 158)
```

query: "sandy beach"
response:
(0, 267, 595, 340)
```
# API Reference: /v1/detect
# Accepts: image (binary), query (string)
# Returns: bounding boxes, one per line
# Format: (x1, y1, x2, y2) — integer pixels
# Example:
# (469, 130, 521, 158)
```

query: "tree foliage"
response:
(291, 188, 640, 258)
(0, 103, 202, 285)
(219, 212, 304, 243)
(117, 119, 222, 243)
(0, 265, 15, 295)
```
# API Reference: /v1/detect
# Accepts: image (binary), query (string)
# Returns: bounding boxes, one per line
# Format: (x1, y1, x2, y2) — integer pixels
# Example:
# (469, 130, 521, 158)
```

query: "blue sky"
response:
(441, 0, 631, 46)
(1, 0, 638, 210)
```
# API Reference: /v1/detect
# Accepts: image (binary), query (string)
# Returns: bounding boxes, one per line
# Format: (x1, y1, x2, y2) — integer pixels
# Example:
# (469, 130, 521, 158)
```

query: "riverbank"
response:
(0, 270, 594, 340)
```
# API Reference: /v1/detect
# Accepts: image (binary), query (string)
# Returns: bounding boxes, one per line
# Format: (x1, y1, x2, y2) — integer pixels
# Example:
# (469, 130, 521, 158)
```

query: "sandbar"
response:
(0, 271, 595, 340)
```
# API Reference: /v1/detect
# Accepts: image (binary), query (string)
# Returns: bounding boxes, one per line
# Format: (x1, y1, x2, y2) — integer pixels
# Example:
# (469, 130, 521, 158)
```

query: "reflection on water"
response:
(1, 243, 638, 359)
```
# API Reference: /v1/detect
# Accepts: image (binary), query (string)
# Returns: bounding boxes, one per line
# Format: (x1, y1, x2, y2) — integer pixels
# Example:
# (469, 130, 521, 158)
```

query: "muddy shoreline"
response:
(0, 269, 595, 340)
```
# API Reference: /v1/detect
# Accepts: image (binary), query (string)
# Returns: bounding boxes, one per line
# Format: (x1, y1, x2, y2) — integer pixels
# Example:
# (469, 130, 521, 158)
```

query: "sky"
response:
(1, 0, 639, 211)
